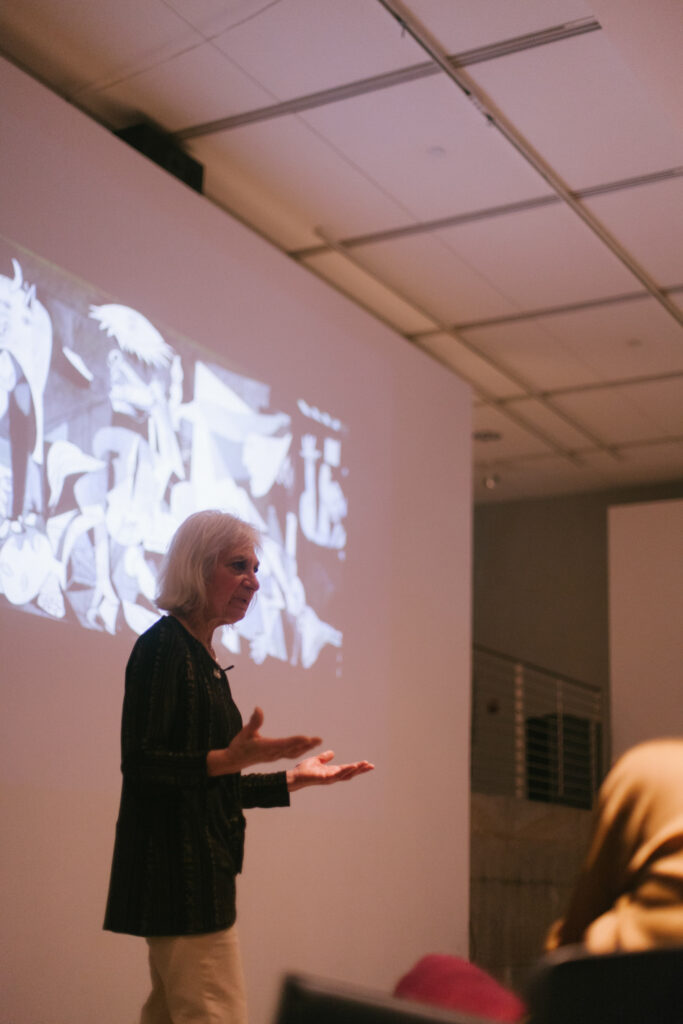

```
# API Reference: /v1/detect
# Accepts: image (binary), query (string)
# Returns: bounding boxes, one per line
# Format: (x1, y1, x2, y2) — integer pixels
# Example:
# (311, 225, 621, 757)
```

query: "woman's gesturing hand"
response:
(207, 707, 322, 776)
(286, 750, 375, 791)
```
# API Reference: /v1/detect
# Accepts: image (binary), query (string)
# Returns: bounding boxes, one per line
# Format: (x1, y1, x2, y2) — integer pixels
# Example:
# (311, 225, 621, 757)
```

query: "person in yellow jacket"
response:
(546, 737, 683, 953)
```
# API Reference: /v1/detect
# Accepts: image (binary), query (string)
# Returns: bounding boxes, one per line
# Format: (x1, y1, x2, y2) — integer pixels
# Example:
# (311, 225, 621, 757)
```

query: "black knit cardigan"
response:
(103, 615, 289, 937)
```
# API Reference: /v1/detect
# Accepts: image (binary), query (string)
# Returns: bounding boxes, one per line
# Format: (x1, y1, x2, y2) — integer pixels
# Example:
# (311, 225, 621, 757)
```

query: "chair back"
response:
(526, 944, 683, 1024)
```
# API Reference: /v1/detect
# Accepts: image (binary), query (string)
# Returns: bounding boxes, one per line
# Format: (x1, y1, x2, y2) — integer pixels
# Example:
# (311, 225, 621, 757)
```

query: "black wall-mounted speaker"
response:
(115, 123, 204, 194)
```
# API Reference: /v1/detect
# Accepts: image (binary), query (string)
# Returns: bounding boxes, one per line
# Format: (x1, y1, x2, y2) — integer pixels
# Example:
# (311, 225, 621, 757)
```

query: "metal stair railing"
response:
(471, 644, 603, 808)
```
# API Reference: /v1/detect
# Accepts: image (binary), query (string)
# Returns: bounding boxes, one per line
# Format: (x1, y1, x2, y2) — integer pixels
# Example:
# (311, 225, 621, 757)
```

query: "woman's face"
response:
(204, 545, 260, 626)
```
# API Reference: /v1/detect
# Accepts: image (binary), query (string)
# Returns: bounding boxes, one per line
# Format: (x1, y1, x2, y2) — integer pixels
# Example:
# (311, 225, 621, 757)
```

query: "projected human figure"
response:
(221, 509, 342, 669)
(60, 305, 186, 633)
(0, 259, 52, 531)
(299, 433, 347, 549)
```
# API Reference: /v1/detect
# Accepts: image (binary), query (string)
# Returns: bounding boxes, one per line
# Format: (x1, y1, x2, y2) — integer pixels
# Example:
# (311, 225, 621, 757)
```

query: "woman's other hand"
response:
(286, 750, 375, 791)
(207, 707, 321, 776)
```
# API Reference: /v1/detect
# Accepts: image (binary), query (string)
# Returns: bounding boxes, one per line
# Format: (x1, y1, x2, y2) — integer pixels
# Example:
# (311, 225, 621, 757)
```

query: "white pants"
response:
(140, 926, 248, 1024)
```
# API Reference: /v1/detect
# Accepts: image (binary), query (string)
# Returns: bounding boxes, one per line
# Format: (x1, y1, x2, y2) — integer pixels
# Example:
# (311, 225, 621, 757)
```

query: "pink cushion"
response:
(394, 954, 527, 1022)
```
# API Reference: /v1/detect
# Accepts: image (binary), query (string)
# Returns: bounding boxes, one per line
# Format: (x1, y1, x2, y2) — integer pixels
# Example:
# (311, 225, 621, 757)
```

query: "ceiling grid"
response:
(1, 0, 681, 500)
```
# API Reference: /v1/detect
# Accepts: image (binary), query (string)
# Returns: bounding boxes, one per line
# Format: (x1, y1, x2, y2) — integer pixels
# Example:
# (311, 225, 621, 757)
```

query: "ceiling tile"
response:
(608, 377, 683, 436)
(459, 295, 683, 395)
(417, 333, 526, 398)
(354, 233, 521, 323)
(585, 178, 683, 285)
(472, 402, 563, 460)
(551, 385, 681, 443)
(473, 450, 611, 503)
(190, 115, 418, 246)
(474, 436, 683, 502)
(162, 0, 303, 41)
(80, 44, 274, 132)
(470, 32, 683, 187)
(523, 297, 683, 380)
(497, 396, 614, 452)
(0, 0, 202, 98)
(436, 203, 640, 308)
(459, 318, 606, 391)
(211, 0, 426, 98)
(606, 437, 683, 484)
(301, 75, 554, 222)
(298, 252, 436, 336)
(589, 0, 683, 136)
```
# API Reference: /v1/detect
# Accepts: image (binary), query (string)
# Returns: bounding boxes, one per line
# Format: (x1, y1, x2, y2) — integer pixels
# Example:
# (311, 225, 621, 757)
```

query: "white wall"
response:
(0, 58, 472, 1024)
(608, 498, 683, 760)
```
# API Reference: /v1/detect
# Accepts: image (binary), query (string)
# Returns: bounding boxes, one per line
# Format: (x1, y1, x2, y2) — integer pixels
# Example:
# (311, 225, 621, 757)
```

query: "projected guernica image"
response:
(0, 243, 347, 669)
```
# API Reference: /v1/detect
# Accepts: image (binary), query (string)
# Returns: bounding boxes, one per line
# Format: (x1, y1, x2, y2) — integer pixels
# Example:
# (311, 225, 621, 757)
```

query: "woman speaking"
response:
(104, 509, 373, 1023)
